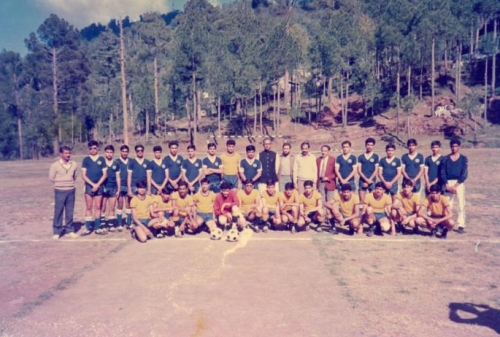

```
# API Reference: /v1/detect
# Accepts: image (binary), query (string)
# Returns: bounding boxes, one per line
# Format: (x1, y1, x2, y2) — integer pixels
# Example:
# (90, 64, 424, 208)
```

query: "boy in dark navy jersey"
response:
(357, 138, 379, 202)
(101, 145, 121, 232)
(116, 145, 130, 230)
(181, 145, 203, 194)
(401, 139, 425, 193)
(335, 140, 357, 192)
(164, 141, 184, 191)
(202, 143, 223, 193)
(424, 140, 443, 195)
(441, 139, 468, 233)
(127, 144, 151, 197)
(378, 143, 402, 202)
(239, 145, 262, 187)
(81, 141, 108, 235)
(147, 145, 168, 195)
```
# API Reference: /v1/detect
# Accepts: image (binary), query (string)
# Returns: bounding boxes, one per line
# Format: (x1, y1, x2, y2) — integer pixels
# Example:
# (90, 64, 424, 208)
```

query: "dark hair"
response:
(341, 140, 351, 147)
(226, 139, 236, 146)
(266, 179, 275, 187)
(365, 138, 376, 145)
(431, 140, 441, 147)
(136, 180, 147, 189)
(285, 182, 294, 190)
(153, 145, 162, 152)
(104, 145, 115, 152)
(429, 184, 441, 193)
(340, 183, 352, 192)
(200, 177, 209, 185)
(177, 180, 188, 188)
(386, 144, 396, 151)
(88, 140, 99, 148)
(246, 145, 255, 152)
(402, 178, 414, 188)
(161, 187, 171, 195)
(450, 138, 461, 146)
(321, 145, 331, 151)
(374, 182, 385, 189)
(282, 142, 291, 149)
(187, 144, 196, 151)
(135, 144, 144, 151)
(300, 142, 310, 149)
(243, 179, 253, 185)
(168, 140, 179, 148)
(220, 181, 232, 190)
(120, 145, 129, 151)
(263, 136, 272, 144)
(59, 146, 71, 153)
(304, 180, 314, 187)
(407, 138, 417, 146)
(207, 142, 217, 149)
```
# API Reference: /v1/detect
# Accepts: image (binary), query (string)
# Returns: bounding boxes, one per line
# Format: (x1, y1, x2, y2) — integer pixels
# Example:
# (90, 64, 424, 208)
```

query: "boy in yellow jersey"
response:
(298, 180, 324, 232)
(418, 184, 454, 239)
(261, 179, 283, 231)
(130, 180, 154, 243)
(363, 182, 394, 237)
(171, 180, 195, 237)
(149, 188, 177, 238)
(237, 180, 263, 232)
(279, 182, 300, 233)
(220, 139, 241, 190)
(193, 178, 218, 237)
(325, 184, 361, 235)
(391, 179, 425, 234)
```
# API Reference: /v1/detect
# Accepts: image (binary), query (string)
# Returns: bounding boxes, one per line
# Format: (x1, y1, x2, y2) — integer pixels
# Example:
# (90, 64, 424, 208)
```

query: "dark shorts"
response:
(118, 186, 128, 196)
(359, 179, 376, 191)
(306, 211, 319, 219)
(374, 212, 386, 222)
(198, 212, 214, 224)
(151, 186, 160, 195)
(338, 180, 356, 192)
(103, 186, 118, 197)
(223, 175, 239, 189)
(85, 184, 104, 197)
(139, 218, 150, 226)
(208, 181, 221, 193)
(385, 184, 398, 195)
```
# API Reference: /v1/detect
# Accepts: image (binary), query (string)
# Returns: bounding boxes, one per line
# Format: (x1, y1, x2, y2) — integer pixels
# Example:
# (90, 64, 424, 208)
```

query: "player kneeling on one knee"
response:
(193, 178, 219, 239)
(298, 180, 324, 232)
(325, 184, 361, 235)
(130, 180, 154, 243)
(362, 182, 394, 236)
(237, 180, 263, 232)
(418, 184, 454, 239)
(279, 182, 300, 233)
(391, 179, 426, 234)
(171, 180, 198, 236)
(261, 179, 283, 232)
(149, 187, 177, 238)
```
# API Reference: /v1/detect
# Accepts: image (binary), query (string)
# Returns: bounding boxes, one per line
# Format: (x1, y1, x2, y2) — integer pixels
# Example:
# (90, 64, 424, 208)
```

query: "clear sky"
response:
(0, 0, 221, 55)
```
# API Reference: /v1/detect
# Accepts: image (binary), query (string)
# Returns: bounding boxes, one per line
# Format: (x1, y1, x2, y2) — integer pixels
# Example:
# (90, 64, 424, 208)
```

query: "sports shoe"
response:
(290, 224, 296, 234)
(174, 227, 183, 238)
(430, 229, 437, 238)
(116, 226, 123, 232)
(108, 227, 116, 232)
(367, 225, 375, 237)
(262, 224, 269, 233)
(52, 234, 60, 240)
(316, 224, 323, 233)
(332, 226, 338, 235)
(65, 232, 79, 239)
(457, 227, 465, 234)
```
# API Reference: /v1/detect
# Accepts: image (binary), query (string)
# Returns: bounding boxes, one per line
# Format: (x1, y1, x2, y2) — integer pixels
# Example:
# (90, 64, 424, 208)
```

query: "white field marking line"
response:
(1, 237, 499, 244)
(221, 227, 253, 267)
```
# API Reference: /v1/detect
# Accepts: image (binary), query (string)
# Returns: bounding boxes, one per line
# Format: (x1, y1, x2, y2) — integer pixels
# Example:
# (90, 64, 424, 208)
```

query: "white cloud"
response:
(35, 0, 170, 27)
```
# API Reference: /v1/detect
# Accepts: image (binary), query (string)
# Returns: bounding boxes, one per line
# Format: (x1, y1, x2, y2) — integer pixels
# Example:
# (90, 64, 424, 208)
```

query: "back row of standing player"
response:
(77, 137, 467, 239)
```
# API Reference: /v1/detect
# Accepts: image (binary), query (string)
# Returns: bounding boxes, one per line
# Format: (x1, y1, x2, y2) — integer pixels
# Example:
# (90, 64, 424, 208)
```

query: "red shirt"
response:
(214, 190, 239, 216)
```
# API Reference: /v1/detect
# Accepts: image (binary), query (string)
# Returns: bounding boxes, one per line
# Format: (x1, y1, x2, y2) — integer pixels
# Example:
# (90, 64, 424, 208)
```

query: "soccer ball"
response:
(210, 228, 222, 240)
(226, 229, 239, 242)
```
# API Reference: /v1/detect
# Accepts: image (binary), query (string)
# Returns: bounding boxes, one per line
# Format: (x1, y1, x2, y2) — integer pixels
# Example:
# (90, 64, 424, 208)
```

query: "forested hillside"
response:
(0, 0, 499, 159)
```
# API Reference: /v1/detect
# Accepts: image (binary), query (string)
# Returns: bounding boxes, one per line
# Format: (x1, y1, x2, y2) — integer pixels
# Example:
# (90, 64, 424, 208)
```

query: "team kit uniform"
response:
(74, 139, 466, 241)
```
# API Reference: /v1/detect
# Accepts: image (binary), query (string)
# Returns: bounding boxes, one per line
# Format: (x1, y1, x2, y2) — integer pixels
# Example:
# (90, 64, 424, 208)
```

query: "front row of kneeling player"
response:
(125, 176, 454, 243)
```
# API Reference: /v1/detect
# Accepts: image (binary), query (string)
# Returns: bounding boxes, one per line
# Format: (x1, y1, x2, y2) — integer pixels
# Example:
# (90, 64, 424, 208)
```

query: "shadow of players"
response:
(449, 302, 500, 334)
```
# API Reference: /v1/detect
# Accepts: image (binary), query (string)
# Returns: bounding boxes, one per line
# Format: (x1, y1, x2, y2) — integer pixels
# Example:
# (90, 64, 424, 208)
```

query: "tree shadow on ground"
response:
(449, 302, 500, 334)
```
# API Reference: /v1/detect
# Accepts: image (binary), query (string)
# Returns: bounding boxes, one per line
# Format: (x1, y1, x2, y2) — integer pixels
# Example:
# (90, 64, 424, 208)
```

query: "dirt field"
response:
(0, 147, 499, 336)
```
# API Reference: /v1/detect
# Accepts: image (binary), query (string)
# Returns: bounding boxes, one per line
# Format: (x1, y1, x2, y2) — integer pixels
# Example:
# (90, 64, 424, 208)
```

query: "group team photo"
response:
(49, 136, 468, 243)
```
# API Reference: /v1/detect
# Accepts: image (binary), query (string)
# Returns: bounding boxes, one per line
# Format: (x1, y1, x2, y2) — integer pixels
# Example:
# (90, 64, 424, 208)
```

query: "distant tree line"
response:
(0, 0, 499, 159)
